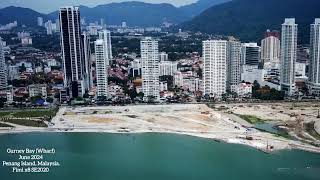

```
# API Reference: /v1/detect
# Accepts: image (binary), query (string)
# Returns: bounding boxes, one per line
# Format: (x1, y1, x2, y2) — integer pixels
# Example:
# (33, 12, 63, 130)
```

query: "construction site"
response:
(46, 102, 320, 153)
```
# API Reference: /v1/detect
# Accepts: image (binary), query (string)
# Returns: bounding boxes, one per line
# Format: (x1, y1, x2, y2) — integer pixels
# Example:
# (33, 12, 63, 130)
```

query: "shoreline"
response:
(1, 127, 320, 154)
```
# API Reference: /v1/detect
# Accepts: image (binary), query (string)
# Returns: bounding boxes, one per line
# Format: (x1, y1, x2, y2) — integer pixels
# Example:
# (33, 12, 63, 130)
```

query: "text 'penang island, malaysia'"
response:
(2, 148, 60, 173)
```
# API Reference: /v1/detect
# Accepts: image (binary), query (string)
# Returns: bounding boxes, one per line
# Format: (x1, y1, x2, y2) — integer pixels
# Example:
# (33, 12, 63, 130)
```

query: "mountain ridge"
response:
(0, 0, 228, 27)
(181, 0, 320, 44)
(0, 6, 47, 26)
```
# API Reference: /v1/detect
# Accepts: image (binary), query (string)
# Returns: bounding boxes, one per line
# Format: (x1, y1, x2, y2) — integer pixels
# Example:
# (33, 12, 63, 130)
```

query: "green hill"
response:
(181, 0, 320, 44)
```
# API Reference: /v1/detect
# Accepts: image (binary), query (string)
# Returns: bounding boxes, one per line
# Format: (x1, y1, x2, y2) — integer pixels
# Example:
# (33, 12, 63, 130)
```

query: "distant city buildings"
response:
(55, 19, 60, 32)
(45, 20, 53, 35)
(308, 18, 320, 96)
(21, 37, 32, 45)
(202, 40, 227, 98)
(122, 22, 127, 28)
(0, 21, 17, 31)
(17, 32, 30, 39)
(28, 84, 47, 98)
(100, 18, 105, 27)
(87, 25, 101, 36)
(1, 5, 320, 106)
(280, 18, 298, 96)
(37, 17, 43, 27)
(141, 37, 160, 101)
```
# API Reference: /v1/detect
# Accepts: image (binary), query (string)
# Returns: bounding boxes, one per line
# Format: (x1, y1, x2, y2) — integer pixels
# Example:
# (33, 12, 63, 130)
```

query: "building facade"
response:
(159, 61, 178, 76)
(309, 18, 320, 96)
(81, 32, 92, 92)
(95, 39, 109, 98)
(0, 38, 7, 90)
(98, 30, 112, 65)
(159, 52, 169, 62)
(227, 39, 242, 93)
(280, 18, 298, 96)
(236, 83, 253, 97)
(59, 6, 85, 98)
(261, 30, 280, 64)
(241, 43, 261, 66)
(203, 40, 227, 98)
(141, 37, 160, 101)
(28, 84, 47, 98)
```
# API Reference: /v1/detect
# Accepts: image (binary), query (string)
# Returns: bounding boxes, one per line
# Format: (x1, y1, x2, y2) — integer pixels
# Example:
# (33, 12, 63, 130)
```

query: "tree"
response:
(253, 80, 260, 90)
(159, 75, 174, 90)
(221, 93, 228, 101)
(30, 95, 43, 104)
(252, 80, 261, 98)
(138, 92, 144, 99)
(129, 87, 138, 100)
(83, 92, 89, 98)
(46, 97, 54, 103)
(0, 97, 6, 108)
(54, 92, 60, 99)
(19, 63, 26, 72)
(76, 97, 84, 101)
(147, 95, 156, 103)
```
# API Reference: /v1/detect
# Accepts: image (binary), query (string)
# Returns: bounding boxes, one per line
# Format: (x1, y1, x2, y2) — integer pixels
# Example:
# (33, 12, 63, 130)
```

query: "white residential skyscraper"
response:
(81, 32, 92, 91)
(227, 38, 242, 93)
(261, 30, 280, 63)
(98, 30, 112, 64)
(280, 18, 298, 96)
(309, 18, 320, 96)
(141, 37, 160, 101)
(59, 6, 85, 98)
(95, 39, 109, 97)
(0, 38, 7, 90)
(203, 40, 227, 98)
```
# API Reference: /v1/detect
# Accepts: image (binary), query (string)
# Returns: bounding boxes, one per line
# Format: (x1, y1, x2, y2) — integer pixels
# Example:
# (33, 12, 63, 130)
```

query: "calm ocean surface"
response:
(0, 133, 319, 180)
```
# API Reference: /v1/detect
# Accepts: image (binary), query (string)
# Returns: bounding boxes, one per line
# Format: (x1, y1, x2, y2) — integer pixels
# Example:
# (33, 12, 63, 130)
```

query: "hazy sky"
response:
(0, 0, 197, 13)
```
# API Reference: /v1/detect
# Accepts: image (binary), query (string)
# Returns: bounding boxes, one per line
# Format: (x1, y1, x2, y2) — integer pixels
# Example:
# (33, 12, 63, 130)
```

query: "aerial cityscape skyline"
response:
(0, 5, 319, 102)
